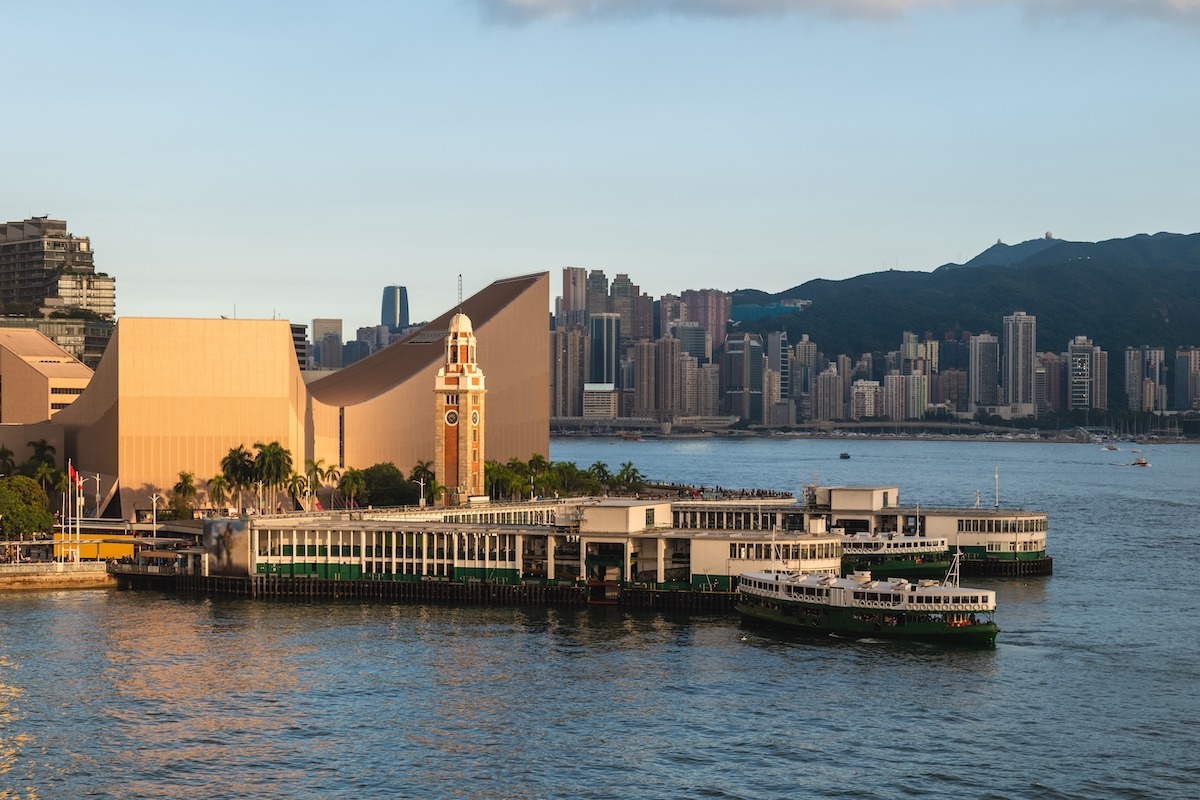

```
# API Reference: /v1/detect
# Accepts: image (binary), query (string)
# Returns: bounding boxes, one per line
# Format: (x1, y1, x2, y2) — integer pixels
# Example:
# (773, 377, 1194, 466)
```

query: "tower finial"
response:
(457, 273, 463, 310)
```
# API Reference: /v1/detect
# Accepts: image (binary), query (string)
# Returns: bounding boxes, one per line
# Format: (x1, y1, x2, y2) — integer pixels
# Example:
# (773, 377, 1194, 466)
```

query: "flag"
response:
(68, 461, 83, 491)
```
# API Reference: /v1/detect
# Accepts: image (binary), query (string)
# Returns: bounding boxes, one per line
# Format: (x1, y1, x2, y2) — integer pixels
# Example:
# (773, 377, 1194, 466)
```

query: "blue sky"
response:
(4, 0, 1197, 335)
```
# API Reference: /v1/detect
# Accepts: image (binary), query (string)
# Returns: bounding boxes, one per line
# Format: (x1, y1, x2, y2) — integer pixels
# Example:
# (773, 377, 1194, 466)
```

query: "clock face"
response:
(470, 410, 479, 426)
(445, 410, 459, 426)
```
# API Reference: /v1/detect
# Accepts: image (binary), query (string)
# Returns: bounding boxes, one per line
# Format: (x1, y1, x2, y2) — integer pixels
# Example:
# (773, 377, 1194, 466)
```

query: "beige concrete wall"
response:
(0, 350, 50, 423)
(58, 318, 310, 515)
(338, 273, 550, 474)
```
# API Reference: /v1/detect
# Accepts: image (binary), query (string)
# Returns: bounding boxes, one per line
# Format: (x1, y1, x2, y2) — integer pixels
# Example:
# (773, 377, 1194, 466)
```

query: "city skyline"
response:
(4, 2, 1197, 334)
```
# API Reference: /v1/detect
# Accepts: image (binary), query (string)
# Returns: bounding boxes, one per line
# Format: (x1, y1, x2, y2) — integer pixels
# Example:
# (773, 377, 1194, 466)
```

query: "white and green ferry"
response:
(736, 555, 998, 645)
(839, 531, 951, 580)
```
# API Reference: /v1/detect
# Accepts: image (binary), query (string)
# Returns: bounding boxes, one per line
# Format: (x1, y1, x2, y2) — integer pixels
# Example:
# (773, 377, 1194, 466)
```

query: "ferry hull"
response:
(735, 600, 998, 646)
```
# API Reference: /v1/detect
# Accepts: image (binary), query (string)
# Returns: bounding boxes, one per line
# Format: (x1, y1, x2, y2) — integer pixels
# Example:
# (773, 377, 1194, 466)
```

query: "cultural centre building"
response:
(0, 272, 549, 519)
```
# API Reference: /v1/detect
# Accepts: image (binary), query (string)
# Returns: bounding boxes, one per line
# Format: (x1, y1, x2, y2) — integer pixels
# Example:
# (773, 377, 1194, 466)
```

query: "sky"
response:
(4, 0, 1198, 336)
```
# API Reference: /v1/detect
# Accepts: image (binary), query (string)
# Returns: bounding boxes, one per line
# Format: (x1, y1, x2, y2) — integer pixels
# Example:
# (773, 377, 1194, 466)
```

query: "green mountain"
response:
(733, 232, 1200, 369)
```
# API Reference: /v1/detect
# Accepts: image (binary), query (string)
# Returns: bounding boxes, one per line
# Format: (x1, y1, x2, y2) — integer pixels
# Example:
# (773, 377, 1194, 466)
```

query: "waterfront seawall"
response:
(0, 562, 116, 591)
(112, 571, 743, 612)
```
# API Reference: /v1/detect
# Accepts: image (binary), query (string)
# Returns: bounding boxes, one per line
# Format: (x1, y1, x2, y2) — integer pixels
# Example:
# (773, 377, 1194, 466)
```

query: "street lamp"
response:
(85, 473, 101, 518)
(151, 493, 163, 539)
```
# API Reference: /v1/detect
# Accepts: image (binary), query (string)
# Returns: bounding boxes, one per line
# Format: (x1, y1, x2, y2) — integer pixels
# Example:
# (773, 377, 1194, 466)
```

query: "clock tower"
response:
(434, 312, 486, 505)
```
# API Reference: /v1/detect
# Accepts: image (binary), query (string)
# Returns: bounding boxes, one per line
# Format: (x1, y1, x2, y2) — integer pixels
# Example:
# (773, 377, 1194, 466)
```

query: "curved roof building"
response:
(48, 272, 549, 518)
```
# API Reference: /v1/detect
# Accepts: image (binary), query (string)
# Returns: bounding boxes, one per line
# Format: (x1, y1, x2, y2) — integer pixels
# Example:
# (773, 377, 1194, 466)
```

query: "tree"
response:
(305, 458, 330, 510)
(528, 453, 550, 498)
(338, 468, 366, 509)
(253, 441, 293, 510)
(207, 474, 230, 512)
(221, 445, 255, 511)
(362, 462, 418, 507)
(27, 439, 56, 468)
(0, 445, 15, 476)
(0, 476, 55, 538)
(588, 461, 612, 489)
(285, 472, 307, 511)
(616, 461, 645, 492)
(33, 461, 56, 494)
(173, 471, 198, 513)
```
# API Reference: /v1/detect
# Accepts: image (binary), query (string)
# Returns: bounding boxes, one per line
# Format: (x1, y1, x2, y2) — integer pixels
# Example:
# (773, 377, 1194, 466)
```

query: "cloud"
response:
(474, 0, 1200, 23)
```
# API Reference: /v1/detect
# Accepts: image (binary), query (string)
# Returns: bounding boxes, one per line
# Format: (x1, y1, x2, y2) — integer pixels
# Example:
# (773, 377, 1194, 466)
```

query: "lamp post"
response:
(151, 493, 163, 540)
(85, 473, 101, 518)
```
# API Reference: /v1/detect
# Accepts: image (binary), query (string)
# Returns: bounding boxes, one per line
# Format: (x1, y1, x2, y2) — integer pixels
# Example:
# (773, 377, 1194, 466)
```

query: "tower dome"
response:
(449, 312, 473, 334)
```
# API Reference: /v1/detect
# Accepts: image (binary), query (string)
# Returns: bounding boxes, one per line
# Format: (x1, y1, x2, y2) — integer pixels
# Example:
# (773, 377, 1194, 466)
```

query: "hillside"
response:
(733, 232, 1200, 367)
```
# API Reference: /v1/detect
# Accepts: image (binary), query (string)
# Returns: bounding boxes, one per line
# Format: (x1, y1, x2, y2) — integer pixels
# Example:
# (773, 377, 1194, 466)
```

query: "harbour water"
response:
(2, 438, 1198, 799)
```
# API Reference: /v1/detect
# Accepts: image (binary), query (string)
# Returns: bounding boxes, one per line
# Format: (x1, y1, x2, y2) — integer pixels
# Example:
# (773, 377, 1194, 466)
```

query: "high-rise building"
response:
(561, 267, 587, 328)
(681, 289, 731, 359)
(631, 340, 656, 418)
(1003, 311, 1037, 414)
(585, 270, 610, 319)
(550, 325, 587, 417)
(767, 331, 790, 401)
(587, 313, 621, 388)
(968, 333, 1000, 412)
(850, 380, 881, 420)
(882, 372, 907, 420)
(1038, 352, 1065, 414)
(655, 336, 682, 420)
(674, 321, 711, 365)
(291, 323, 310, 370)
(1174, 347, 1200, 411)
(381, 286, 409, 333)
(0, 217, 116, 318)
(722, 332, 764, 423)
(1067, 335, 1107, 410)
(813, 363, 843, 422)
(658, 294, 686, 341)
(1125, 345, 1166, 412)
(312, 318, 343, 370)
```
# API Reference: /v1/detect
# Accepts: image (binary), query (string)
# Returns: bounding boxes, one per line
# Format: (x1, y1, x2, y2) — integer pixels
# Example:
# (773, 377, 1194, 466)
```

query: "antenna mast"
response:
(458, 274, 463, 309)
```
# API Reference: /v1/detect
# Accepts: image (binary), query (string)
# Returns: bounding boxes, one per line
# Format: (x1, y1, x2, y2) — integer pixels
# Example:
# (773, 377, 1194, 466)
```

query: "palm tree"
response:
(339, 468, 366, 509)
(304, 458, 329, 510)
(27, 439, 56, 468)
(207, 474, 230, 512)
(173, 471, 198, 512)
(0, 445, 16, 476)
(221, 445, 255, 512)
(253, 441, 293, 510)
(588, 461, 612, 490)
(33, 461, 56, 494)
(528, 453, 549, 498)
(427, 478, 445, 507)
(617, 461, 645, 492)
(285, 472, 307, 511)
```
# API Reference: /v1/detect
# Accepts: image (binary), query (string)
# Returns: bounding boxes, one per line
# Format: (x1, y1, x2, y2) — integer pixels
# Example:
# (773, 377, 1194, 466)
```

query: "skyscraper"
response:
(381, 286, 409, 333)
(587, 313, 621, 387)
(681, 289, 731, 359)
(1067, 335, 1107, 410)
(1003, 311, 1037, 414)
(561, 267, 587, 327)
(0, 216, 116, 318)
(723, 332, 764, 423)
(1125, 345, 1166, 412)
(968, 333, 1000, 412)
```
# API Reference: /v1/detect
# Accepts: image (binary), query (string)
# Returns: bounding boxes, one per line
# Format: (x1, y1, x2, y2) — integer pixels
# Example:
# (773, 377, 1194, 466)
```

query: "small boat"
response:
(1104, 444, 1118, 451)
(1131, 457, 1149, 467)
(839, 452, 851, 460)
(736, 554, 998, 645)
(840, 531, 952, 580)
